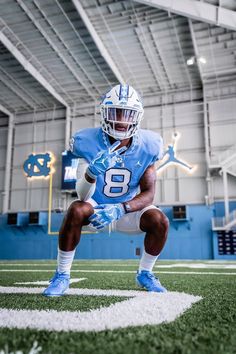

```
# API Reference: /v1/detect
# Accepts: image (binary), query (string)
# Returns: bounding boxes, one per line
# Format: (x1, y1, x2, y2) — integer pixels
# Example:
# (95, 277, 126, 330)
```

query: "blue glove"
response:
(86, 141, 127, 179)
(88, 203, 125, 230)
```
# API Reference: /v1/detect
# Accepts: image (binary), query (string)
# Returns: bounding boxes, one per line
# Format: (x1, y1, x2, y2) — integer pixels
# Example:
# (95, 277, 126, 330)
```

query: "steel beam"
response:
(134, 27, 164, 91)
(0, 30, 68, 108)
(29, 0, 96, 100)
(188, 19, 203, 82)
(65, 106, 71, 150)
(72, 0, 125, 84)
(0, 72, 36, 110)
(0, 67, 48, 109)
(0, 104, 13, 116)
(222, 168, 230, 221)
(135, 0, 236, 31)
(0, 104, 14, 213)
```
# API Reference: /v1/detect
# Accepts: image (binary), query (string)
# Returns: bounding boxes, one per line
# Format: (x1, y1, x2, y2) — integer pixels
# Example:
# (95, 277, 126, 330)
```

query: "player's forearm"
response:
(85, 172, 96, 183)
(122, 165, 156, 213)
(76, 173, 96, 201)
(123, 190, 154, 213)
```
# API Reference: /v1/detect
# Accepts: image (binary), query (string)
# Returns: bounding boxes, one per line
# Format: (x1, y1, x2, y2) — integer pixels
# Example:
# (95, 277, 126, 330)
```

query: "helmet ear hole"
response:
(100, 84, 144, 140)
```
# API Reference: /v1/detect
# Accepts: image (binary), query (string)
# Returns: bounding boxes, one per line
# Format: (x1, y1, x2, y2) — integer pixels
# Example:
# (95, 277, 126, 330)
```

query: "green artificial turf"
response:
(0, 260, 236, 354)
(0, 294, 127, 312)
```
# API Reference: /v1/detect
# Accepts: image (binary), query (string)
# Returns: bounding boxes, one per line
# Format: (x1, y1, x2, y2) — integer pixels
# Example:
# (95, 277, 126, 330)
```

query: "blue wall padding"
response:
(213, 201, 236, 217)
(0, 203, 235, 260)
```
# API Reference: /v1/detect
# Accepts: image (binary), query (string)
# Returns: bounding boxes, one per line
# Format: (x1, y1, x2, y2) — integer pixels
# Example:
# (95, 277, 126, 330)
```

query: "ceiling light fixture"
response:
(186, 56, 207, 66)
(187, 56, 195, 66)
(198, 56, 207, 64)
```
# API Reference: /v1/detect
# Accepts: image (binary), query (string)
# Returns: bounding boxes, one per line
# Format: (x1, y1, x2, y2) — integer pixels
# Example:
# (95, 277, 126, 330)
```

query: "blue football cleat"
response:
(43, 271, 70, 297)
(136, 270, 167, 293)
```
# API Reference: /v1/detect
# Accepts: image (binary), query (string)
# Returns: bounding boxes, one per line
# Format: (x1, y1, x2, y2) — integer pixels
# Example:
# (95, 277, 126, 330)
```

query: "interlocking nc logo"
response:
(23, 153, 52, 177)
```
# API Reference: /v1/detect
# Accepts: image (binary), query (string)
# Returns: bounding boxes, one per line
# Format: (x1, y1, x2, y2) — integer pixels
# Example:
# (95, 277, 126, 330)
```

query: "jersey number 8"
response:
(103, 168, 131, 197)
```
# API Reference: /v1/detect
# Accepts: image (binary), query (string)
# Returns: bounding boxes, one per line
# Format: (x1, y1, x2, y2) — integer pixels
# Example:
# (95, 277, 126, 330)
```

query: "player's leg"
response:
(59, 200, 94, 251)
(140, 207, 169, 257)
(137, 207, 169, 292)
(114, 206, 169, 292)
(43, 201, 94, 296)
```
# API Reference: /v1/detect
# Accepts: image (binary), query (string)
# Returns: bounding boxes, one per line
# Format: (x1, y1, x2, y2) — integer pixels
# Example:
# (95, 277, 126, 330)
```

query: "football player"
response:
(43, 84, 169, 296)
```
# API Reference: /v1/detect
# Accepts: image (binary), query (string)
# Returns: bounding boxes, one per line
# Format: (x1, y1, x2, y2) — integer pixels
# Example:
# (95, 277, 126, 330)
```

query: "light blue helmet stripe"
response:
(119, 84, 129, 102)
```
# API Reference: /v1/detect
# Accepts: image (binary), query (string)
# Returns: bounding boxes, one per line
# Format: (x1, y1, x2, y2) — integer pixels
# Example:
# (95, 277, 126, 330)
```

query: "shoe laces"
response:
(50, 271, 69, 284)
(146, 272, 159, 283)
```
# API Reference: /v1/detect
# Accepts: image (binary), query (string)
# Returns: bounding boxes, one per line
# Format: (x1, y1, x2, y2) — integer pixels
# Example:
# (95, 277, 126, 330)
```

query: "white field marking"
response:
(0, 264, 138, 267)
(156, 263, 236, 269)
(0, 269, 236, 275)
(14, 278, 87, 286)
(1, 261, 236, 267)
(0, 263, 56, 267)
(0, 263, 138, 267)
(0, 286, 201, 332)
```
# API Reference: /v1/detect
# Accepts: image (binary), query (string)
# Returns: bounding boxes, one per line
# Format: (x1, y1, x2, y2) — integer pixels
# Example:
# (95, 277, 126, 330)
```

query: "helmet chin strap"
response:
(101, 118, 139, 141)
(108, 127, 130, 140)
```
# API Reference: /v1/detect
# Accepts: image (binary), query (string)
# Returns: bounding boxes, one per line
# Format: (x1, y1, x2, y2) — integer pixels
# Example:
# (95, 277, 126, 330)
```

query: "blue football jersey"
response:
(71, 128, 163, 204)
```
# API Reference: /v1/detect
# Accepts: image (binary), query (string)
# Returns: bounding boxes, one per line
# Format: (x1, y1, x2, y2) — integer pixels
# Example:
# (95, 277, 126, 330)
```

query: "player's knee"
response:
(158, 213, 169, 239)
(67, 201, 93, 223)
(143, 209, 169, 237)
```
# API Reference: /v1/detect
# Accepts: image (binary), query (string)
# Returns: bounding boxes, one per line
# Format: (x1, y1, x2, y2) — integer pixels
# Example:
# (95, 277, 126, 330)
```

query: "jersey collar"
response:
(101, 128, 139, 154)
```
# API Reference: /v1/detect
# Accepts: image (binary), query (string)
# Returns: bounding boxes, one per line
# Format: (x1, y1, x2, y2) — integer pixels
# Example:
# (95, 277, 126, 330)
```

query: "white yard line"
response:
(0, 269, 236, 275)
(156, 263, 236, 269)
(0, 286, 154, 296)
(1, 262, 236, 269)
(1, 262, 236, 268)
(14, 278, 87, 286)
(0, 286, 201, 332)
(0, 263, 138, 266)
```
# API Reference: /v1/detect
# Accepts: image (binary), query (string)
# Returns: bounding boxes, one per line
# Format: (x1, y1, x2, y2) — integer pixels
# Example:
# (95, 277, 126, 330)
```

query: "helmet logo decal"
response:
(118, 84, 129, 104)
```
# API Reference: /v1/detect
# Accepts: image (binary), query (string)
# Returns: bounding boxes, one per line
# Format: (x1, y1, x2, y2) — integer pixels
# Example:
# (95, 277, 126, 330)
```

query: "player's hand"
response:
(86, 141, 127, 179)
(88, 203, 125, 230)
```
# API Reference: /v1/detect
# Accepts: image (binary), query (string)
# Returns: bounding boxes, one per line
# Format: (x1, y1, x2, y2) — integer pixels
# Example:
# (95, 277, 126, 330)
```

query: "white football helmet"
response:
(100, 84, 144, 140)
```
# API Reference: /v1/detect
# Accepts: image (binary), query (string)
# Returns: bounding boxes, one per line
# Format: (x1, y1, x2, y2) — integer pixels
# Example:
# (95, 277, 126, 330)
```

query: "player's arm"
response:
(75, 159, 96, 201)
(76, 141, 126, 201)
(122, 164, 156, 213)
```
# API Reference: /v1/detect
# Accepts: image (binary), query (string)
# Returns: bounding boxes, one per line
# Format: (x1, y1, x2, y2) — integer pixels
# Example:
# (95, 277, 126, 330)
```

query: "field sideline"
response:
(0, 260, 236, 354)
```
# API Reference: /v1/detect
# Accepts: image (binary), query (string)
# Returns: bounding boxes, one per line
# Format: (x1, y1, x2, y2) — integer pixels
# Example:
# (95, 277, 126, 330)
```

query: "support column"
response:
(3, 113, 14, 213)
(222, 168, 229, 222)
(65, 106, 71, 150)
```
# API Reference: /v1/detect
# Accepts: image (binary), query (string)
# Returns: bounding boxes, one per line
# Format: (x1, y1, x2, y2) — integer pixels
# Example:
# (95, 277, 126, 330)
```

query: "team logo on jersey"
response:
(157, 133, 196, 173)
(23, 153, 52, 177)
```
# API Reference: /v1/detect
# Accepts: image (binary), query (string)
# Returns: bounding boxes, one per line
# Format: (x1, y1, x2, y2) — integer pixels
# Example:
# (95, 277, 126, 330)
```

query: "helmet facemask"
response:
(100, 84, 144, 140)
(101, 106, 143, 140)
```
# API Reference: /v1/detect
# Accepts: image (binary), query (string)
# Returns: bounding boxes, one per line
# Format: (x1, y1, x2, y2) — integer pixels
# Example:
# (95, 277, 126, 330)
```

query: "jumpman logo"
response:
(157, 133, 194, 173)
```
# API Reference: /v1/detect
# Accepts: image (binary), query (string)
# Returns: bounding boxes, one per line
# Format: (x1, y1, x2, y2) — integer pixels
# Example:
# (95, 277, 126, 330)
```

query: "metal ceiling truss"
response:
(53, 0, 115, 91)
(135, 0, 236, 31)
(170, 16, 193, 89)
(0, 103, 13, 116)
(72, 0, 125, 85)
(147, 25, 174, 89)
(33, 0, 100, 99)
(134, 27, 164, 91)
(0, 103, 14, 213)
(95, 1, 140, 88)
(16, 0, 96, 102)
(0, 20, 69, 108)
(130, 1, 165, 90)
(188, 19, 204, 83)
(0, 67, 45, 110)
